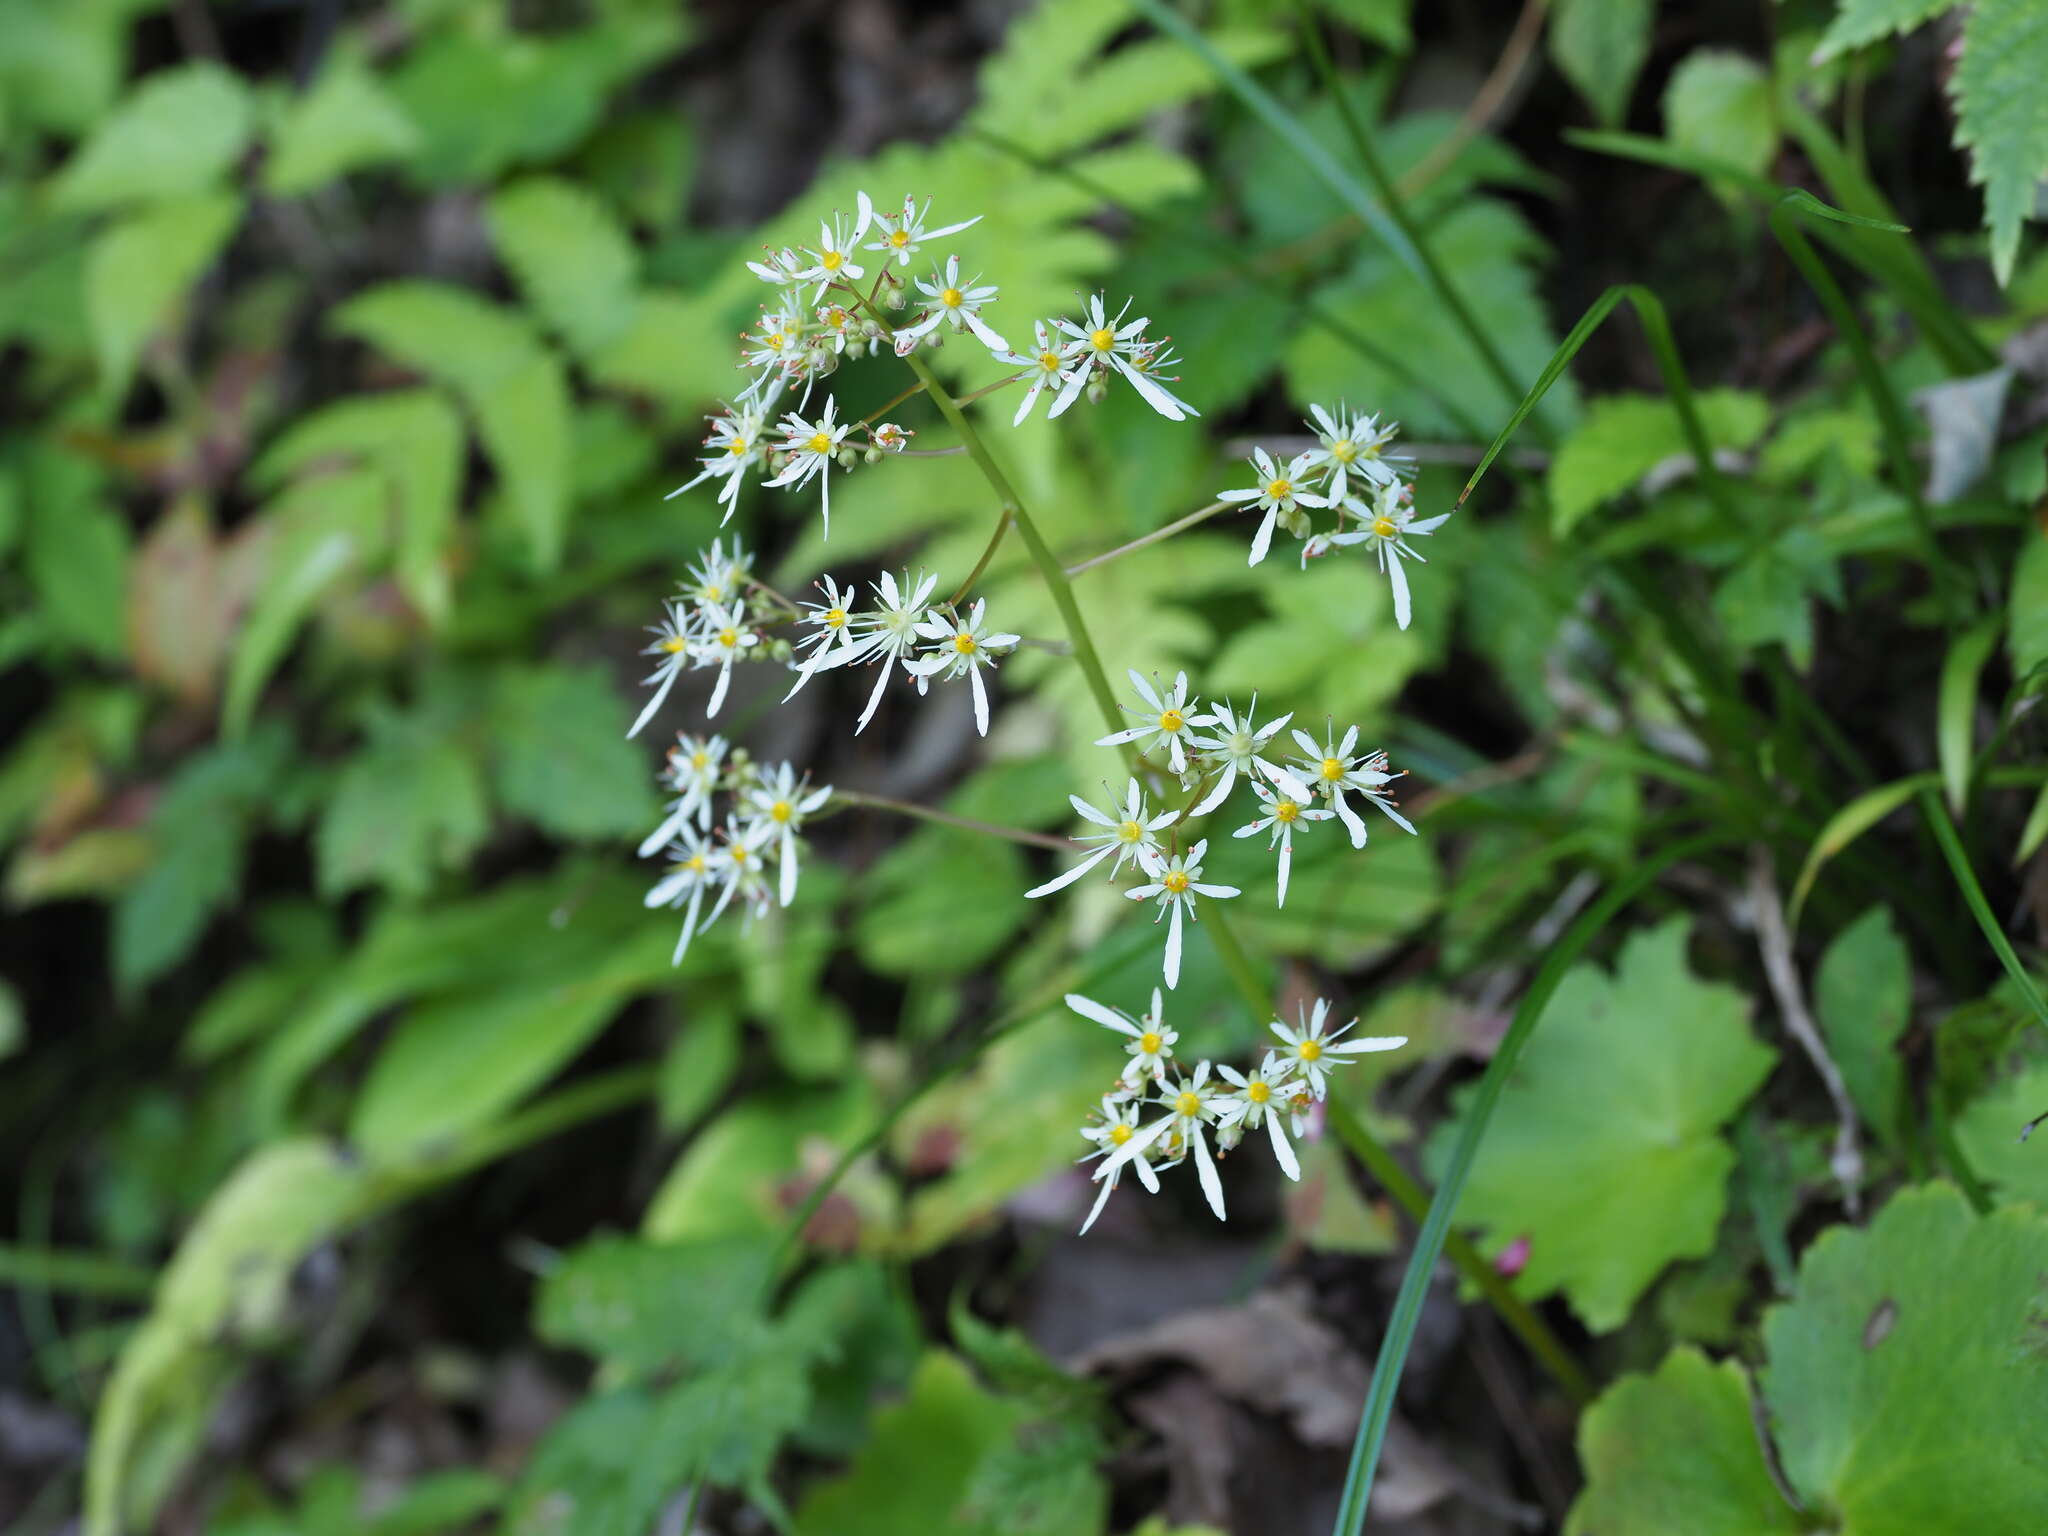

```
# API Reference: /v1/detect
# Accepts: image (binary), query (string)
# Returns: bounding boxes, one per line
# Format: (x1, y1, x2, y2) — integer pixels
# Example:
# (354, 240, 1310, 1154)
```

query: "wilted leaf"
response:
(1915, 367, 2014, 504)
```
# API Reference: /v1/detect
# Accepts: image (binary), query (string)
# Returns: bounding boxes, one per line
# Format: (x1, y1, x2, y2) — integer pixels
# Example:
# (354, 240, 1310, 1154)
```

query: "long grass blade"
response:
(1329, 833, 1733, 1536)
(1788, 772, 1938, 925)
(1921, 788, 2048, 1041)
(1939, 615, 2001, 814)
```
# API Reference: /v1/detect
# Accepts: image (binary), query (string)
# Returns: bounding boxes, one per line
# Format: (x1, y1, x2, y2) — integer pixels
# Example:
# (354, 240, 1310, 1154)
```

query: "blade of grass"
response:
(0, 1244, 156, 1300)
(1789, 772, 1939, 924)
(1330, 832, 1733, 1536)
(1939, 615, 2002, 814)
(1921, 788, 2048, 1042)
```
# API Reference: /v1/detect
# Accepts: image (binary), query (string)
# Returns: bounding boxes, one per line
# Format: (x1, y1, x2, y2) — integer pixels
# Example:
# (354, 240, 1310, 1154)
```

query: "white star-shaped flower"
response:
(1050, 293, 1200, 422)
(1231, 779, 1335, 908)
(1092, 1062, 1229, 1222)
(1095, 669, 1201, 773)
(628, 597, 695, 739)
(639, 732, 729, 856)
(1268, 998, 1405, 1101)
(1076, 1090, 1161, 1235)
(1214, 1051, 1304, 1180)
(1026, 779, 1179, 899)
(689, 602, 760, 719)
(1065, 987, 1178, 1087)
(764, 397, 852, 535)
(1289, 725, 1415, 849)
(740, 760, 833, 907)
(1125, 839, 1240, 989)
(993, 320, 1082, 426)
(1328, 481, 1449, 630)
(644, 824, 721, 965)
(895, 254, 1008, 351)
(903, 598, 1019, 737)
(1219, 447, 1331, 567)
(1182, 695, 1311, 815)
(1303, 402, 1406, 501)
(791, 192, 875, 297)
(864, 193, 982, 267)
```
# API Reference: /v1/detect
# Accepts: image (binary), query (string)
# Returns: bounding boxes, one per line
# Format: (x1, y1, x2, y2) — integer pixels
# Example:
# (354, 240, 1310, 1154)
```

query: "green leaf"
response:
(1202, 822, 1441, 971)
(855, 825, 1028, 978)
(488, 663, 656, 840)
(331, 282, 569, 571)
(362, 1470, 503, 1536)
(1548, 389, 1769, 534)
(0, 978, 17, 1061)
(488, 176, 640, 355)
(1549, 0, 1654, 127)
(658, 1006, 741, 1132)
(53, 61, 254, 211)
(254, 388, 465, 624)
(1712, 525, 1840, 669)
(1424, 917, 1776, 1331)
(643, 1078, 876, 1243)
(1813, 0, 1951, 61)
(85, 192, 242, 395)
(0, 0, 129, 135)
(1663, 50, 1777, 183)
(794, 1352, 1032, 1536)
(263, 49, 419, 196)
(1953, 1054, 2048, 1201)
(1763, 1184, 2048, 1528)
(536, 1233, 777, 1378)
(1813, 907, 1912, 1151)
(314, 706, 489, 899)
(2008, 526, 2048, 685)
(223, 468, 388, 737)
(23, 487, 129, 662)
(2018, 782, 2048, 865)
(1567, 1346, 1801, 1535)
(1789, 773, 1937, 924)
(1954, 0, 2048, 285)
(1940, 614, 2001, 813)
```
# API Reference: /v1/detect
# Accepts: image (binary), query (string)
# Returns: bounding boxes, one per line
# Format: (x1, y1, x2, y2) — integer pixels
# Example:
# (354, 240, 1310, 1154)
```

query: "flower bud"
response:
(1086, 376, 1109, 405)
(863, 446, 883, 465)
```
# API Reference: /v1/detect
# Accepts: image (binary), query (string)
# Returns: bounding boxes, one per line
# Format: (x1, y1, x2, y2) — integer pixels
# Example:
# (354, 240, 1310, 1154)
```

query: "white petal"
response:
(1079, 1172, 1117, 1235)
(1189, 760, 1237, 817)
(1066, 993, 1140, 1035)
(969, 664, 990, 736)
(1163, 900, 1184, 989)
(1248, 507, 1277, 567)
(1024, 843, 1116, 899)
(628, 659, 680, 739)
(1266, 1109, 1300, 1181)
(1388, 553, 1410, 630)
(1192, 1129, 1227, 1220)
(638, 804, 692, 860)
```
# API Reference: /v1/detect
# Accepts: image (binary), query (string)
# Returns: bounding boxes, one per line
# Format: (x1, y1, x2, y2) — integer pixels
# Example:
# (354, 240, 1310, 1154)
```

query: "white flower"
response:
(1094, 1062, 1228, 1222)
(1231, 779, 1335, 908)
(895, 255, 1009, 351)
(689, 601, 760, 718)
(1289, 725, 1415, 849)
(740, 761, 833, 907)
(740, 309, 802, 380)
(746, 246, 809, 289)
(787, 574, 862, 688)
(865, 193, 981, 267)
(639, 733, 729, 855)
(1122, 333, 1198, 421)
(684, 537, 753, 614)
(1076, 1091, 1161, 1234)
(791, 568, 939, 729)
(995, 320, 1082, 426)
(628, 598, 695, 739)
(791, 192, 875, 296)
(1268, 998, 1405, 1101)
(871, 422, 912, 452)
(664, 403, 771, 520)
(903, 598, 1019, 737)
(1050, 293, 1199, 422)
(1095, 669, 1201, 774)
(1025, 778, 1179, 898)
(1304, 403, 1405, 501)
(1182, 695, 1312, 815)
(1125, 839, 1240, 989)
(764, 397, 852, 535)
(644, 824, 721, 965)
(1328, 482, 1449, 630)
(1214, 1052, 1303, 1181)
(1219, 448, 1331, 567)
(1065, 987, 1177, 1086)
(814, 301, 860, 354)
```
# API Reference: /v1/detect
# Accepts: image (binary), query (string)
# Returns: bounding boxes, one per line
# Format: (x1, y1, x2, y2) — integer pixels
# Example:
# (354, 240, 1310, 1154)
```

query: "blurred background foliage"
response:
(6, 0, 2048, 1532)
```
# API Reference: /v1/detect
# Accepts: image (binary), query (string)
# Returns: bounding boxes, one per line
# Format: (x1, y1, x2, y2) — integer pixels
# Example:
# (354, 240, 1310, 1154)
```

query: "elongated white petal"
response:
(1025, 842, 1117, 899)
(672, 883, 706, 965)
(1372, 797, 1418, 835)
(1276, 839, 1292, 908)
(1266, 1109, 1300, 1181)
(854, 660, 894, 734)
(1163, 900, 1184, 988)
(1065, 993, 1140, 1035)
(1192, 1128, 1226, 1219)
(778, 837, 799, 907)
(1332, 792, 1367, 849)
(1189, 759, 1237, 817)
(628, 660, 681, 739)
(1079, 1170, 1118, 1235)
(1248, 507, 1277, 567)
(638, 804, 692, 860)
(968, 664, 990, 736)
(705, 659, 733, 719)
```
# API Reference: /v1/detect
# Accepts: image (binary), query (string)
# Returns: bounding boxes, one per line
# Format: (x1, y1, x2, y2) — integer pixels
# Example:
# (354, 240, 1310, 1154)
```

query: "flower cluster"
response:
(1027, 671, 1415, 987)
(640, 735, 832, 963)
(1068, 990, 1405, 1234)
(1220, 404, 1449, 629)
(629, 537, 763, 735)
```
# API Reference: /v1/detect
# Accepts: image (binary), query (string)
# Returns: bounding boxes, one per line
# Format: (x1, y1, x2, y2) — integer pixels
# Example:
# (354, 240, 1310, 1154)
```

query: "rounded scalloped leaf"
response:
(1761, 1182, 2048, 1532)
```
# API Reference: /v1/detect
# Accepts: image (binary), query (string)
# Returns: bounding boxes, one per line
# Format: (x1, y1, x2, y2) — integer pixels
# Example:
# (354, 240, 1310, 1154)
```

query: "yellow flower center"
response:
(1158, 708, 1184, 732)
(1118, 820, 1144, 843)
(704, 584, 723, 602)
(1274, 799, 1300, 822)
(1321, 756, 1345, 782)
(1372, 516, 1396, 537)
(808, 431, 833, 454)
(821, 249, 844, 270)
(1175, 1091, 1201, 1116)
(717, 628, 738, 647)
(1363, 442, 1381, 458)
(690, 752, 708, 769)
(731, 845, 749, 865)
(941, 287, 963, 308)
(1331, 439, 1357, 463)
(1298, 1039, 1323, 1062)
(770, 800, 793, 823)
(764, 331, 786, 350)
(953, 632, 977, 654)
(1248, 1080, 1271, 1104)
(889, 228, 910, 247)
(727, 437, 750, 456)
(825, 607, 847, 628)
(1266, 479, 1292, 500)
(1039, 350, 1062, 371)
(1138, 1031, 1163, 1054)
(684, 854, 707, 872)
(1109, 1122, 1133, 1145)
(1163, 871, 1190, 894)
(660, 637, 687, 654)
(1089, 326, 1115, 351)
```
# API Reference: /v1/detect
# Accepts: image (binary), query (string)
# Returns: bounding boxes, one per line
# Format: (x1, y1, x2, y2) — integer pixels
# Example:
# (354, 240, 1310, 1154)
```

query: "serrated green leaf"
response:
(1550, 0, 1654, 127)
(536, 1233, 777, 1378)
(85, 192, 242, 395)
(1549, 388, 1768, 534)
(54, 62, 253, 211)
(1954, 0, 2048, 285)
(315, 707, 488, 899)
(487, 663, 656, 840)
(1712, 525, 1840, 669)
(855, 825, 1028, 977)
(1814, 906, 1912, 1152)
(1425, 917, 1776, 1331)
(263, 50, 418, 196)
(2008, 525, 2048, 685)
(1567, 1347, 1800, 1535)
(472, 349, 572, 572)
(1663, 50, 1777, 182)
(1763, 1184, 2048, 1529)
(1952, 1053, 2048, 1201)
(1813, 0, 1952, 61)
(488, 175, 640, 355)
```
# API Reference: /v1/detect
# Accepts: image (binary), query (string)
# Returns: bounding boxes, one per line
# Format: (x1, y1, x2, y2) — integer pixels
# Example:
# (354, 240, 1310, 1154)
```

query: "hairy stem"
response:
(1067, 500, 1230, 577)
